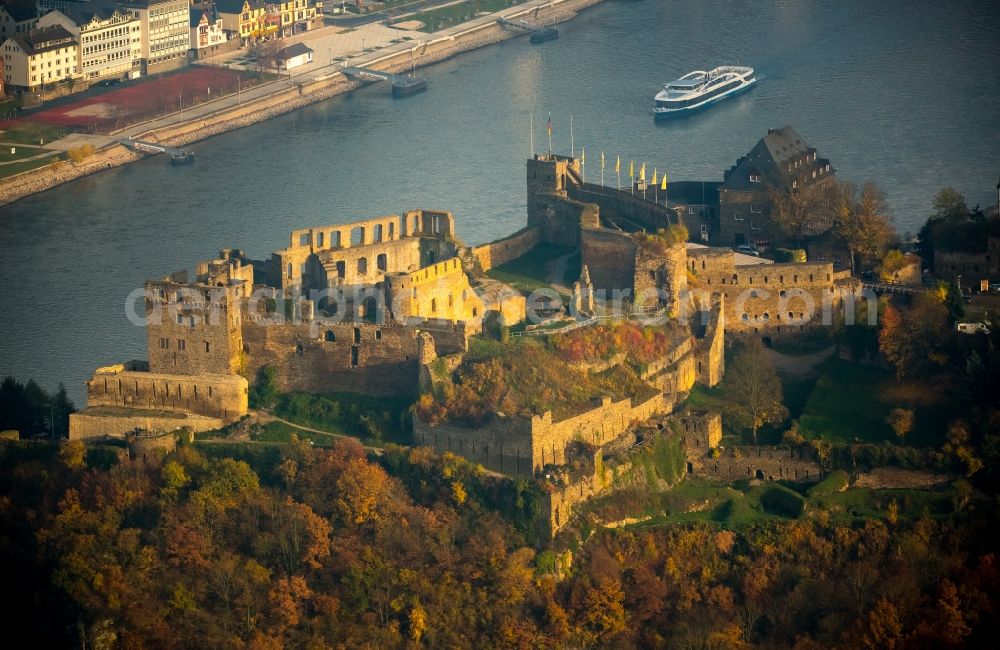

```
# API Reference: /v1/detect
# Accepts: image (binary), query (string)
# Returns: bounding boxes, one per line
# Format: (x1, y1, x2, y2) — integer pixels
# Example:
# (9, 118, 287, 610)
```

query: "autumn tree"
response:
(932, 187, 969, 222)
(729, 339, 787, 443)
(832, 181, 895, 273)
(878, 294, 949, 380)
(886, 408, 914, 441)
(769, 181, 837, 245)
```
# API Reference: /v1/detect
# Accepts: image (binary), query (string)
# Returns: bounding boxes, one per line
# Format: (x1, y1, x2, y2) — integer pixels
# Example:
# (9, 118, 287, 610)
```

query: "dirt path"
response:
(768, 345, 836, 381)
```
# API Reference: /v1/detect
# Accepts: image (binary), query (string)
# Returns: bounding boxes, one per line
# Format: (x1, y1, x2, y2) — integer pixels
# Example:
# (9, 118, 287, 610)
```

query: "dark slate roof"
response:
(62, 1, 126, 26)
(1, 1, 37, 23)
(214, 0, 257, 14)
(277, 42, 312, 59)
(720, 126, 835, 193)
(11, 24, 76, 55)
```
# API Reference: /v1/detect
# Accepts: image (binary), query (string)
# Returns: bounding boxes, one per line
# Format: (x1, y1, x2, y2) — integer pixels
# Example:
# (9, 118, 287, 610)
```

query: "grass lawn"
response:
(485, 242, 577, 294)
(624, 474, 966, 531)
(0, 153, 63, 179)
(0, 121, 68, 145)
(795, 358, 954, 447)
(411, 0, 516, 32)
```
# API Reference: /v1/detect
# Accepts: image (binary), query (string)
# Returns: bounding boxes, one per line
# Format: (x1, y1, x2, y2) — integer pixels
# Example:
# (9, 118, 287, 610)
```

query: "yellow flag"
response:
(640, 162, 646, 182)
(661, 172, 668, 190)
(652, 168, 658, 185)
(600, 151, 605, 169)
(581, 147, 585, 164)
(616, 156, 621, 173)
(629, 160, 634, 178)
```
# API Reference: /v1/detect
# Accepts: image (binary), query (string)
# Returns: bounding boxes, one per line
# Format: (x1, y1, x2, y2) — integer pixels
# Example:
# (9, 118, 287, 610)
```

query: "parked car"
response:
(101, 78, 122, 87)
(736, 244, 760, 257)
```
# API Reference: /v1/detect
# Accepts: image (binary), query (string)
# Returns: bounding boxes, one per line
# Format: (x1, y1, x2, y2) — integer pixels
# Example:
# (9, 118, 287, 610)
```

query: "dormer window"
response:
(749, 173, 761, 183)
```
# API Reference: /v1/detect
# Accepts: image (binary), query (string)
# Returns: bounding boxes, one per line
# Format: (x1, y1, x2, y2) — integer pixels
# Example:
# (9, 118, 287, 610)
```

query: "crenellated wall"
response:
(81, 363, 248, 420)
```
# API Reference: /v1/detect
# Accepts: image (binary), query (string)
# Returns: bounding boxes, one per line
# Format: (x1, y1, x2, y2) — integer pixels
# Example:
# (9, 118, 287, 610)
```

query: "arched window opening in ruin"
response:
(721, 277, 726, 285)
(350, 226, 365, 246)
(780, 275, 784, 283)
(353, 327, 361, 343)
(788, 311, 795, 320)
(809, 273, 814, 282)
(750, 290, 758, 298)
(762, 336, 773, 348)
(687, 462, 693, 474)
(472, 307, 479, 317)
(732, 274, 738, 283)
(793, 274, 798, 282)
(388, 222, 395, 240)
(741, 313, 749, 322)
(755, 469, 764, 480)
(377, 254, 387, 272)
(295, 343, 304, 357)
(204, 341, 210, 353)
(375, 329, 382, 340)
(373, 224, 383, 243)
(351, 346, 359, 367)
(357, 257, 368, 275)
(336, 261, 345, 279)
(325, 330, 336, 342)
(764, 276, 768, 283)
(780, 290, 787, 298)
(431, 298, 438, 313)
(701, 260, 706, 270)
(762, 312, 770, 321)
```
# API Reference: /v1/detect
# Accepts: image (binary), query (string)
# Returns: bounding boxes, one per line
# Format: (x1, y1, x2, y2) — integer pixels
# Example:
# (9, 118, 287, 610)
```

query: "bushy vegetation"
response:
(3, 437, 998, 648)
(416, 327, 668, 426)
(550, 320, 683, 367)
(274, 391, 412, 445)
(634, 224, 689, 255)
(417, 336, 658, 426)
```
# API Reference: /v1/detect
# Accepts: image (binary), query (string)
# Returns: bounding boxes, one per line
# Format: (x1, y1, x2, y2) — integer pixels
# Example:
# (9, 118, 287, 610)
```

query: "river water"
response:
(2, 0, 999, 403)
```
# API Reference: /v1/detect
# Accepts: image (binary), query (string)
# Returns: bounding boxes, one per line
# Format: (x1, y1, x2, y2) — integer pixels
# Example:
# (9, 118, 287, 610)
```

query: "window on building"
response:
(750, 204, 763, 213)
(160, 337, 169, 349)
(204, 341, 210, 353)
(376, 253, 387, 272)
(177, 339, 186, 350)
(317, 231, 324, 247)
(357, 257, 368, 274)
(749, 174, 761, 183)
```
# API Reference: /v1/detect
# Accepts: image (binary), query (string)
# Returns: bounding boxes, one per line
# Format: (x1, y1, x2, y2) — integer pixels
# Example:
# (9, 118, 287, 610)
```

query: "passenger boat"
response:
(654, 66, 756, 117)
(170, 149, 194, 165)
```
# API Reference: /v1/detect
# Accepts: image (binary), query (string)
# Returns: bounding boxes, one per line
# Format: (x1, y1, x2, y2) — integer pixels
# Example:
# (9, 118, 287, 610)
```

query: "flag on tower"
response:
(661, 172, 668, 191)
(640, 162, 646, 182)
(581, 147, 585, 164)
(652, 168, 658, 185)
(616, 156, 621, 173)
(546, 113, 552, 137)
(600, 151, 605, 169)
(629, 160, 634, 178)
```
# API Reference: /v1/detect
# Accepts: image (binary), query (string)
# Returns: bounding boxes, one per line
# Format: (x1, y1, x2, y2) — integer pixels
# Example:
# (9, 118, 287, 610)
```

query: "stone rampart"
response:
(69, 407, 226, 440)
(471, 227, 541, 271)
(82, 365, 248, 420)
(691, 446, 821, 482)
(569, 182, 678, 231)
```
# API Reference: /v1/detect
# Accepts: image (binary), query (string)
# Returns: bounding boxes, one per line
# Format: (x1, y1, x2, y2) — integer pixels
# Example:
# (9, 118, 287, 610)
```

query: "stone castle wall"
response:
(384, 257, 486, 323)
(146, 281, 244, 376)
(471, 227, 541, 271)
(568, 182, 678, 232)
(694, 294, 726, 386)
(81, 364, 248, 420)
(691, 446, 821, 482)
(69, 409, 227, 440)
(241, 319, 423, 398)
(687, 248, 841, 333)
(580, 228, 637, 293)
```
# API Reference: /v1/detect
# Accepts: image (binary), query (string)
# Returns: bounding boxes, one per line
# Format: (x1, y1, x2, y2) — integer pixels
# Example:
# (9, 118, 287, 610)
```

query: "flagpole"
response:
(570, 115, 574, 158)
(581, 147, 585, 183)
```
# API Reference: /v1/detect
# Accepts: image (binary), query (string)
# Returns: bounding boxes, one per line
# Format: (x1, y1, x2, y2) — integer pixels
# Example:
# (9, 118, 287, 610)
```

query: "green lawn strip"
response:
(411, 0, 515, 32)
(0, 121, 69, 145)
(0, 153, 64, 179)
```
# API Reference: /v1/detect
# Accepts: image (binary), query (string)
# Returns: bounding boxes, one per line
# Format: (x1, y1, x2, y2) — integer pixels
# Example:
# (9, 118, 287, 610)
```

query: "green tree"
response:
(729, 339, 788, 443)
(932, 187, 969, 222)
(250, 366, 280, 410)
